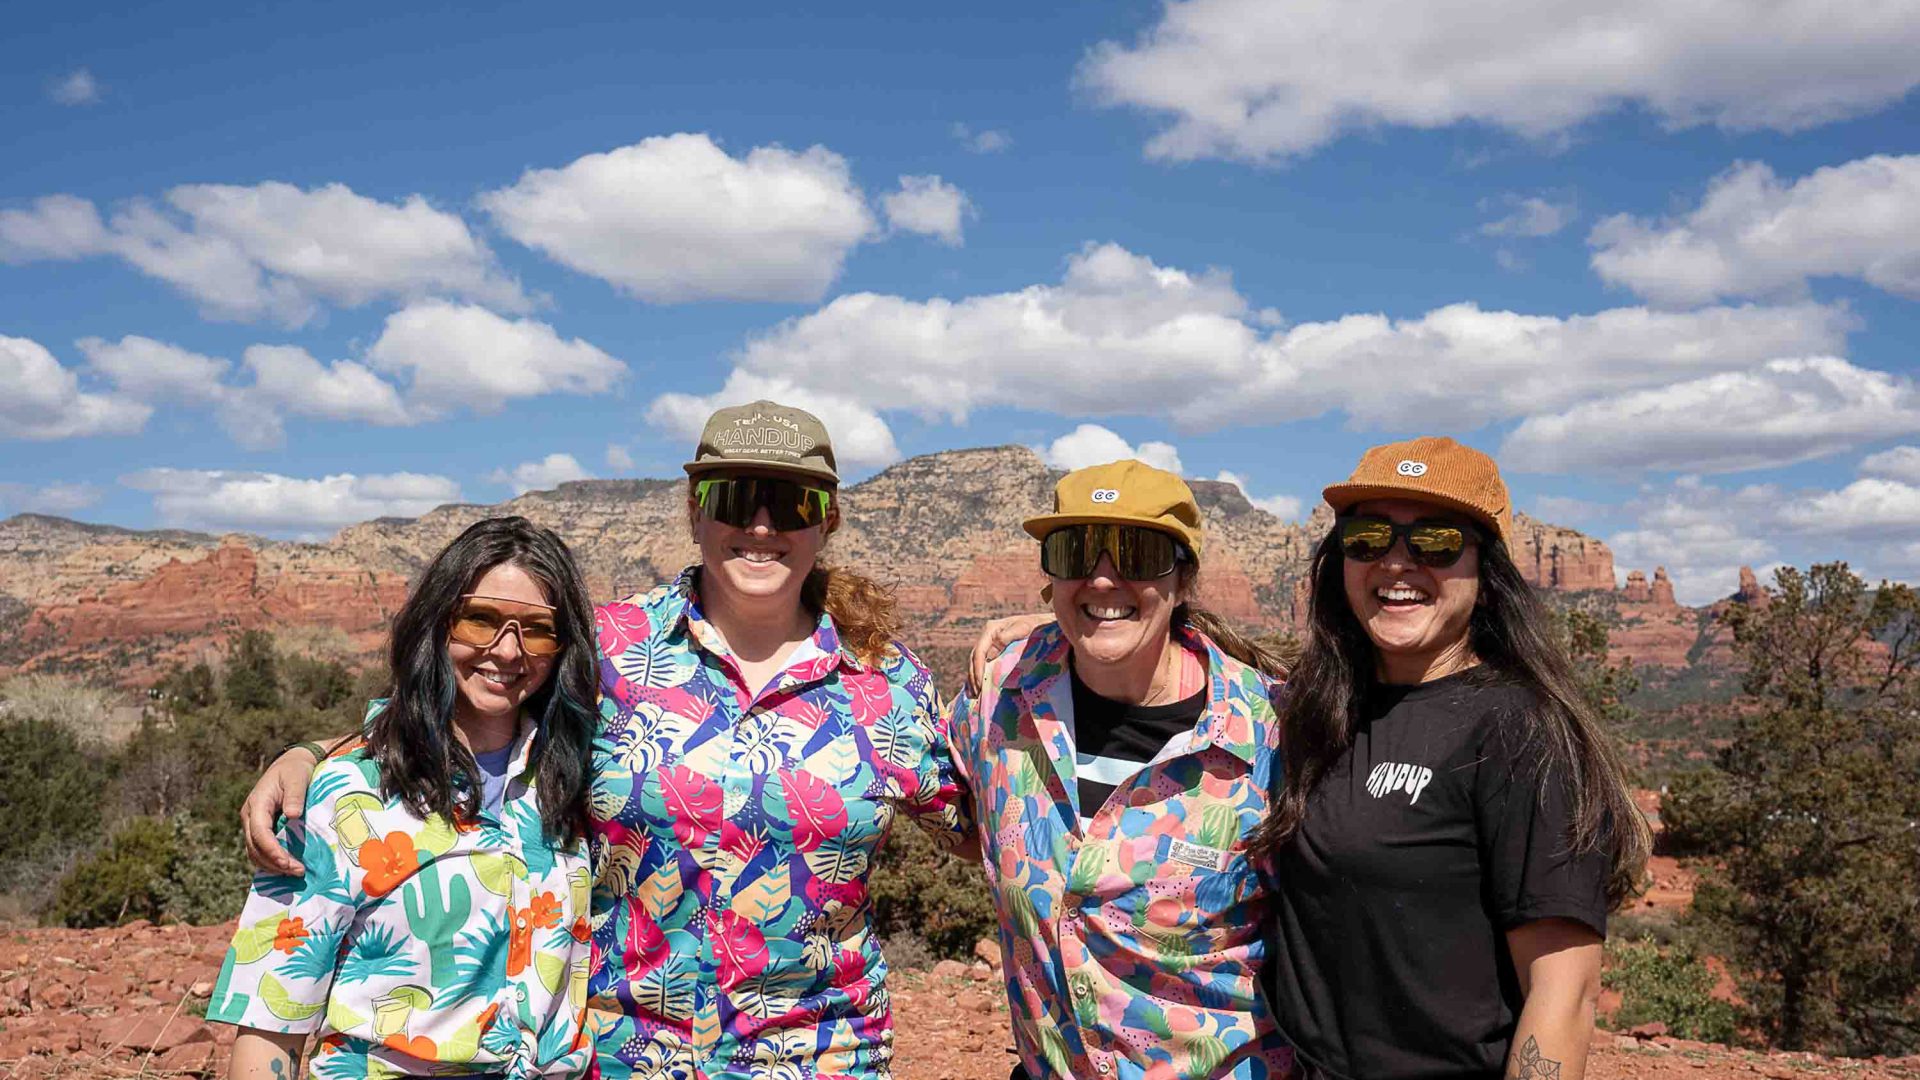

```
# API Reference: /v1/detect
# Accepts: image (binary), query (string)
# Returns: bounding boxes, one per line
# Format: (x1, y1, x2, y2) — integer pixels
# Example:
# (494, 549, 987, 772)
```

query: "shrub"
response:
(161, 814, 250, 925)
(1603, 936, 1740, 1044)
(0, 715, 113, 869)
(48, 817, 176, 927)
(869, 820, 998, 960)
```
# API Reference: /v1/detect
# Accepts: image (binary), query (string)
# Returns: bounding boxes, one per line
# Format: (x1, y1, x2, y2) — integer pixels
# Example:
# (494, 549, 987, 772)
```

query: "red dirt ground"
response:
(2, 922, 1917, 1079)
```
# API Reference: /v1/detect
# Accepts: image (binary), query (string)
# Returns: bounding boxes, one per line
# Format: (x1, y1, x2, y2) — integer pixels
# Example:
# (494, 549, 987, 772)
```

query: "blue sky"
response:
(5, 0, 1919, 603)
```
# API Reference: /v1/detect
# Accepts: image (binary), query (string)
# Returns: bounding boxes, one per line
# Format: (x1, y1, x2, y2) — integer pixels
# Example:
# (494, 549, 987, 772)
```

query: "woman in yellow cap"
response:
(1253, 436, 1647, 1080)
(952, 458, 1295, 1080)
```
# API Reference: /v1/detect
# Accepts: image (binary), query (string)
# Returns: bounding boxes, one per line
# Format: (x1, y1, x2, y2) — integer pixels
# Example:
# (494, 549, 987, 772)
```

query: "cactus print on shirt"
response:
(948, 625, 1294, 1080)
(208, 711, 594, 1079)
(585, 568, 969, 1080)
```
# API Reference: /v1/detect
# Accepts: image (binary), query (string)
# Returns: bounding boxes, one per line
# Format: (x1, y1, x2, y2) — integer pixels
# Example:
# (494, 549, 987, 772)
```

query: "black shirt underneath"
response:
(1068, 665, 1205, 822)
(1265, 670, 1610, 1080)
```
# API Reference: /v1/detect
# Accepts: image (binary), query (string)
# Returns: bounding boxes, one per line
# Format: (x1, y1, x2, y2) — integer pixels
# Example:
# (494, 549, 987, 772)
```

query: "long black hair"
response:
(370, 516, 596, 845)
(1252, 523, 1649, 907)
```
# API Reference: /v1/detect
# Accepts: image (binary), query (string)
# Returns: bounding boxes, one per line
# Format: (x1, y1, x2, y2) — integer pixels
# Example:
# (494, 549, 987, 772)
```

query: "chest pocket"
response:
(1080, 750, 1265, 963)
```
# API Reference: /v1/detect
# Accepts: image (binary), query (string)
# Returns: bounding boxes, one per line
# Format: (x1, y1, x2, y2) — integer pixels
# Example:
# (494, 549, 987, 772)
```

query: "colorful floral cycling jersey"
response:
(949, 625, 1294, 1080)
(585, 568, 969, 1080)
(208, 710, 594, 1079)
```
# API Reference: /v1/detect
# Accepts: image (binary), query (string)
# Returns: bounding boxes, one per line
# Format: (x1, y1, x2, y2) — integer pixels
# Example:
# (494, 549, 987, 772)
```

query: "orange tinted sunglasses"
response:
(448, 594, 563, 656)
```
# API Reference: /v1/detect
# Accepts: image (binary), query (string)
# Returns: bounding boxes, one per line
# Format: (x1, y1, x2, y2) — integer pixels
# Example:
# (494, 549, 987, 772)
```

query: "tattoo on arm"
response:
(1509, 1036, 1561, 1080)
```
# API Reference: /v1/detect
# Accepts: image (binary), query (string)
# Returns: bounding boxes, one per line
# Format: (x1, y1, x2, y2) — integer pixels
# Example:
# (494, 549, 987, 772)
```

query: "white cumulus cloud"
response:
(0, 335, 149, 440)
(723, 241, 1849, 433)
(490, 453, 593, 495)
(0, 182, 526, 326)
(76, 335, 230, 405)
(224, 345, 412, 448)
(121, 468, 460, 537)
(1502, 357, 1920, 474)
(1078, 0, 1920, 162)
(480, 133, 878, 303)
(1861, 446, 1920, 484)
(882, 175, 973, 245)
(1590, 155, 1920, 306)
(1039, 424, 1184, 473)
(363, 301, 626, 420)
(606, 444, 636, 472)
(49, 68, 102, 106)
(647, 371, 901, 472)
(1214, 470, 1303, 520)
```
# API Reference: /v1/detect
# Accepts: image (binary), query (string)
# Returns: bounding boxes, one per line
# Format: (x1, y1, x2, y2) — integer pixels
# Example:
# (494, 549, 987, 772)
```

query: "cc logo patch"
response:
(1091, 488, 1120, 503)
(1396, 460, 1428, 477)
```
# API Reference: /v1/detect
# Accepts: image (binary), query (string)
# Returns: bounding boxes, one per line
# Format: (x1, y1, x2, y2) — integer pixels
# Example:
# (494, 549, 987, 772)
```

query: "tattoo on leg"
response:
(1510, 1036, 1561, 1080)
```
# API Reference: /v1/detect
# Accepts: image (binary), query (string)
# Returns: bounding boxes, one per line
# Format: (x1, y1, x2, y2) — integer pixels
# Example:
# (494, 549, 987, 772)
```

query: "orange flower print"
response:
(360, 831, 420, 897)
(529, 890, 564, 929)
(272, 915, 309, 954)
(569, 914, 591, 943)
(508, 891, 565, 976)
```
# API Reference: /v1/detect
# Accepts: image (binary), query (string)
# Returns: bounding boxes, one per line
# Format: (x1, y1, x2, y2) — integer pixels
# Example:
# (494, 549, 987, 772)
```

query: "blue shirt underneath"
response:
(474, 743, 514, 818)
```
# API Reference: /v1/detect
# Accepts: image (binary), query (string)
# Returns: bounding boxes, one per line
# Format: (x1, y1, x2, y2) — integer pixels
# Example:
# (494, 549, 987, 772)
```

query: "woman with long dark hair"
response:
(241, 400, 970, 1080)
(1255, 437, 1648, 1080)
(213, 516, 599, 1079)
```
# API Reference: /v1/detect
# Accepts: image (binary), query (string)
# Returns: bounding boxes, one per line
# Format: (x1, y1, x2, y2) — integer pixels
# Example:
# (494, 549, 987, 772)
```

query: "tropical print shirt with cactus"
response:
(208, 708, 595, 1079)
(948, 625, 1295, 1080)
(585, 569, 969, 1080)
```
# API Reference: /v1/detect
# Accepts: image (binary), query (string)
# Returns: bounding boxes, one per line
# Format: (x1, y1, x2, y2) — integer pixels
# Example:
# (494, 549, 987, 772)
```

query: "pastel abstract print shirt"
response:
(949, 625, 1293, 1080)
(586, 569, 968, 1080)
(209, 714, 594, 1079)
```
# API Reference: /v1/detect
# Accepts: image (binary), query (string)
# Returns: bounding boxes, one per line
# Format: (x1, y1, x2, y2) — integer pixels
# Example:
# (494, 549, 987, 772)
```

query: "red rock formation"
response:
(1509, 512, 1615, 592)
(1622, 570, 1651, 603)
(1651, 567, 1677, 608)
(947, 551, 1048, 617)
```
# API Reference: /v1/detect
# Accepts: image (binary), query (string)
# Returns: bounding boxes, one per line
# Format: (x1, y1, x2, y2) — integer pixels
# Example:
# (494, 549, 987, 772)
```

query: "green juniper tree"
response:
(1664, 564, 1920, 1054)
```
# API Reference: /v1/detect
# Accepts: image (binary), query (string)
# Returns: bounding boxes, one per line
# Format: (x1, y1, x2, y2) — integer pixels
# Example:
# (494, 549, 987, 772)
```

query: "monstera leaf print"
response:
(658, 764, 722, 849)
(801, 834, 870, 886)
(710, 909, 771, 992)
(781, 769, 849, 854)
(596, 603, 651, 657)
(863, 710, 919, 771)
(630, 930, 700, 1020)
(612, 633, 694, 689)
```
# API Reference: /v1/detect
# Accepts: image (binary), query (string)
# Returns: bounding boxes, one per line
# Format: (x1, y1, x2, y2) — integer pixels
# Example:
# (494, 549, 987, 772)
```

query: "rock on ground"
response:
(2, 922, 1917, 1079)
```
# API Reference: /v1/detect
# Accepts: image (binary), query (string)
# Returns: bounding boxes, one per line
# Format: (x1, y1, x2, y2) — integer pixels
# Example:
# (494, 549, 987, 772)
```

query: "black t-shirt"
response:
(1067, 665, 1205, 825)
(1265, 669, 1610, 1080)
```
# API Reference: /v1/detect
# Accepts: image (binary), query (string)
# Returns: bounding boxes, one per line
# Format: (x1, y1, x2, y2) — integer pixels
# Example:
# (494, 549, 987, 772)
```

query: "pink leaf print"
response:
(710, 909, 770, 990)
(660, 764, 723, 850)
(845, 672, 895, 725)
(782, 769, 848, 853)
(596, 603, 651, 657)
(719, 819, 765, 865)
(624, 908, 668, 981)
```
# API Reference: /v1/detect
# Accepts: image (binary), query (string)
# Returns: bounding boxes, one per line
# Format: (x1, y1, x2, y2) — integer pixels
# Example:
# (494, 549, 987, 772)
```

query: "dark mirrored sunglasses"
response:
(1336, 516, 1472, 568)
(1040, 524, 1186, 580)
(449, 597, 563, 656)
(695, 476, 833, 532)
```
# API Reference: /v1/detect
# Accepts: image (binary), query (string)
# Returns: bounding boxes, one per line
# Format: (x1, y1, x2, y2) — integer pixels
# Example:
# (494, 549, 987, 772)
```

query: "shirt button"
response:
(1072, 982, 1091, 999)
(1095, 1059, 1112, 1074)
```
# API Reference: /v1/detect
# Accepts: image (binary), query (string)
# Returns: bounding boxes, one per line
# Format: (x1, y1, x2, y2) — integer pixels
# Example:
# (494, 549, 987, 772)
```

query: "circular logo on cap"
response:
(1091, 488, 1120, 503)
(1396, 460, 1428, 477)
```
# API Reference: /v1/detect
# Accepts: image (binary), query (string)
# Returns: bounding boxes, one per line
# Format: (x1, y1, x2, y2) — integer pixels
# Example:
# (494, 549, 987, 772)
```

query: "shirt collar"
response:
(1012, 622, 1265, 767)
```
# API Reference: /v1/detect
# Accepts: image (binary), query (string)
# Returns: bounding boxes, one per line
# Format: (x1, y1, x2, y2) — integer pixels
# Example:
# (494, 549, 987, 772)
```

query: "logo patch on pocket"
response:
(1167, 839, 1229, 872)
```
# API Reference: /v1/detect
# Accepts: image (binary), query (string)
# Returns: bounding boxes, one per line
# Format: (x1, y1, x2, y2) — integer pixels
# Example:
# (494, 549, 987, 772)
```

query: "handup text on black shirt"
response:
(1265, 669, 1611, 1080)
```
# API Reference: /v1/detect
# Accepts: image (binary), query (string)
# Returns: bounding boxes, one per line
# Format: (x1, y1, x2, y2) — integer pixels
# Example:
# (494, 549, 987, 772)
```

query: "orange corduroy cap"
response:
(1321, 436, 1512, 542)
